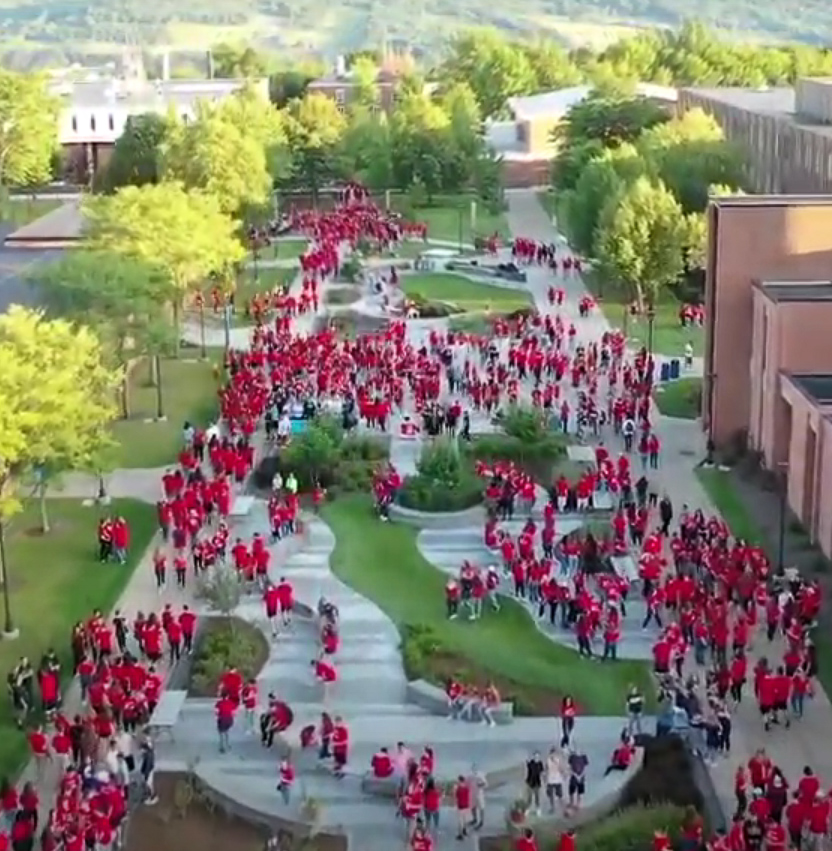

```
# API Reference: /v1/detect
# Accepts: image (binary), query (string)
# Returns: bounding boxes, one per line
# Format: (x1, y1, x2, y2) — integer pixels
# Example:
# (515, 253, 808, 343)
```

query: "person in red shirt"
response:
(332, 717, 349, 778)
(277, 757, 294, 805)
(215, 694, 236, 753)
(454, 776, 472, 840)
(180, 606, 197, 655)
(313, 656, 337, 701)
(370, 748, 393, 778)
(410, 822, 433, 851)
(515, 827, 538, 851)
(423, 777, 441, 833)
(28, 726, 51, 779)
(785, 792, 808, 849)
(808, 792, 830, 847)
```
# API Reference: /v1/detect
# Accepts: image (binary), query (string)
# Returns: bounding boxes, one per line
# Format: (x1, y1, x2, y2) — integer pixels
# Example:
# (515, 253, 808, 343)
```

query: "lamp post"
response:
(0, 520, 18, 639)
(223, 299, 232, 351)
(646, 300, 656, 355)
(457, 207, 463, 254)
(777, 461, 789, 574)
(198, 294, 207, 360)
(154, 354, 165, 421)
(251, 233, 259, 283)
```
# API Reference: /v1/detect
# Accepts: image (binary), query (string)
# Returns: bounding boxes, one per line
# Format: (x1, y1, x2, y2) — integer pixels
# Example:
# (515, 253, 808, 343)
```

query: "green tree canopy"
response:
(595, 176, 688, 307)
(102, 112, 171, 191)
(282, 93, 348, 197)
(212, 43, 268, 79)
(161, 106, 271, 216)
(0, 69, 59, 188)
(83, 182, 245, 344)
(0, 305, 119, 518)
(339, 107, 393, 191)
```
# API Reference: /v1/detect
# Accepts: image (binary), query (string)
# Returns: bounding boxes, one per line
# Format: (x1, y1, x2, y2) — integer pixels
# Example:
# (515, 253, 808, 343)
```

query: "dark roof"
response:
(756, 281, 832, 302)
(789, 374, 832, 403)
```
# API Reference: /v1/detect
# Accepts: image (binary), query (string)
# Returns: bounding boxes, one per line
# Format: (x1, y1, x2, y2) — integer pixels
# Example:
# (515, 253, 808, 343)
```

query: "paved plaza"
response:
(18, 189, 832, 851)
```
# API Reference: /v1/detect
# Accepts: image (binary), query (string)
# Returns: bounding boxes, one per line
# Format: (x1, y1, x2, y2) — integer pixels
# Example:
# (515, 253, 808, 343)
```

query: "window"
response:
(90, 115, 96, 132)
(71, 115, 77, 132)
(108, 114, 114, 132)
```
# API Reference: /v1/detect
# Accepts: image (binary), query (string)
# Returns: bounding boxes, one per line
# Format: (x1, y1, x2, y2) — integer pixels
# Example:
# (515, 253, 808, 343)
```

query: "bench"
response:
(610, 554, 639, 583)
(147, 689, 187, 742)
(361, 773, 402, 798)
(405, 679, 514, 725)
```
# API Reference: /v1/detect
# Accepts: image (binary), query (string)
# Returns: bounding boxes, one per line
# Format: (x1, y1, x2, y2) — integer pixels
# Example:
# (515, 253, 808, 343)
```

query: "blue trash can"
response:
(290, 418, 308, 435)
(669, 358, 681, 380)
(660, 362, 671, 383)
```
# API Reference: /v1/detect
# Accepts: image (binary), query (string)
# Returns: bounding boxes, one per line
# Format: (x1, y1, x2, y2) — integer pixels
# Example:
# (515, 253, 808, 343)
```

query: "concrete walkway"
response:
(505, 189, 832, 814)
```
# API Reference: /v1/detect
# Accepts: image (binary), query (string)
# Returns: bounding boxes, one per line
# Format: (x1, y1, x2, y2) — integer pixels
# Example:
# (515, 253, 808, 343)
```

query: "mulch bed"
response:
(127, 774, 346, 851)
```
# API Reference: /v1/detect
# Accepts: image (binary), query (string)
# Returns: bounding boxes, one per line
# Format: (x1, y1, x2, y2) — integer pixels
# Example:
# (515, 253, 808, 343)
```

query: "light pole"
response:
(646, 301, 656, 355)
(0, 519, 18, 639)
(458, 207, 463, 254)
(777, 461, 789, 574)
(198, 294, 207, 360)
(154, 354, 166, 421)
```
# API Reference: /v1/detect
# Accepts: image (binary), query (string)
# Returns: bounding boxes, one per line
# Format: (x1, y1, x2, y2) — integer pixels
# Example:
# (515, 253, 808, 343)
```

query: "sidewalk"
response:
(504, 189, 832, 814)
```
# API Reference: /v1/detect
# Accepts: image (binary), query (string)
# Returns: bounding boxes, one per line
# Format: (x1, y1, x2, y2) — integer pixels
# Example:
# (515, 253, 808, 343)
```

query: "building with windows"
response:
(489, 84, 677, 188)
(678, 79, 832, 194)
(306, 56, 402, 114)
(703, 193, 832, 557)
(53, 49, 267, 181)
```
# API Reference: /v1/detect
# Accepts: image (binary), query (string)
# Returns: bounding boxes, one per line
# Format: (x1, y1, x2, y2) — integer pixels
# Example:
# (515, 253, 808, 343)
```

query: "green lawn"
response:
(582, 269, 704, 359)
(0, 498, 156, 778)
(322, 495, 652, 715)
(0, 197, 62, 228)
(392, 194, 510, 245)
(402, 272, 533, 312)
(111, 354, 222, 468)
(655, 377, 702, 420)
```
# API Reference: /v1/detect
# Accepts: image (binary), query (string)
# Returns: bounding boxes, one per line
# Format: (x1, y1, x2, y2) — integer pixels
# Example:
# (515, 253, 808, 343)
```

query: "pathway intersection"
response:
(15, 190, 832, 851)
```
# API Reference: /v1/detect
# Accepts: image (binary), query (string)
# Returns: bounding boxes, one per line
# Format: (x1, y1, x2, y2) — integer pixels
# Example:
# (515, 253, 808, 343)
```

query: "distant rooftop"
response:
(4, 201, 83, 248)
(684, 87, 795, 115)
(52, 77, 260, 112)
(756, 281, 832, 302)
(507, 83, 677, 122)
(789, 373, 832, 403)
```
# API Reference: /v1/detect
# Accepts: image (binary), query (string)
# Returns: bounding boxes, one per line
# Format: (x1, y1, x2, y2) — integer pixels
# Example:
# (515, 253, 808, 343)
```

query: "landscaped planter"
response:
(389, 500, 485, 528)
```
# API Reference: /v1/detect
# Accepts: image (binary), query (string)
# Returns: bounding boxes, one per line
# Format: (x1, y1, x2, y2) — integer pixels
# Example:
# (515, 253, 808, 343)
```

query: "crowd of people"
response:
(3, 183, 825, 851)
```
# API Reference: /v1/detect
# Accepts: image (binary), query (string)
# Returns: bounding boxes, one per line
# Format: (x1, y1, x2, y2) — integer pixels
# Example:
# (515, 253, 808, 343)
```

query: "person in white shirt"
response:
(471, 765, 488, 829)
(545, 746, 564, 813)
(277, 414, 291, 442)
(684, 341, 694, 369)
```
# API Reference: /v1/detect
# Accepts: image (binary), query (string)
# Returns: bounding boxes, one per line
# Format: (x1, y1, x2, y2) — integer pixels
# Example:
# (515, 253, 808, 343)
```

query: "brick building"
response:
(678, 79, 832, 194)
(703, 194, 832, 556)
(306, 56, 401, 114)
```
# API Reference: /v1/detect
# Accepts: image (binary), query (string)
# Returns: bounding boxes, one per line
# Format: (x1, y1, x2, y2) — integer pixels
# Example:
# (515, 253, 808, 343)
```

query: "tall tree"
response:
(0, 69, 59, 188)
(339, 107, 393, 191)
(443, 31, 537, 118)
(595, 176, 688, 308)
(349, 56, 380, 108)
(559, 143, 647, 255)
(212, 43, 268, 79)
(83, 183, 245, 350)
(523, 41, 583, 90)
(28, 249, 173, 418)
(556, 93, 668, 150)
(0, 306, 118, 537)
(161, 106, 271, 216)
(214, 86, 292, 185)
(102, 112, 171, 191)
(282, 94, 347, 200)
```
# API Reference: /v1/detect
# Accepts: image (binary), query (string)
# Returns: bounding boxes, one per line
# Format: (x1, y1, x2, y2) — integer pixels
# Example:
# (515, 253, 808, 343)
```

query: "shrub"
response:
(190, 618, 268, 696)
(620, 736, 704, 812)
(340, 256, 362, 282)
(577, 804, 688, 851)
(254, 417, 389, 494)
(398, 438, 482, 512)
(401, 623, 444, 678)
(409, 292, 461, 318)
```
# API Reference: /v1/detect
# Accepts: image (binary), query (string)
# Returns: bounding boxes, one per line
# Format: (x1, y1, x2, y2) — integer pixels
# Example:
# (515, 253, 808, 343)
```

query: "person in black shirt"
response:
(525, 751, 544, 815)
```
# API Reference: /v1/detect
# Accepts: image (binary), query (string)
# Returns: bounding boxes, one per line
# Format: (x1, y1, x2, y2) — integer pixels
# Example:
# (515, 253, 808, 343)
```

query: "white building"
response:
(53, 49, 269, 179)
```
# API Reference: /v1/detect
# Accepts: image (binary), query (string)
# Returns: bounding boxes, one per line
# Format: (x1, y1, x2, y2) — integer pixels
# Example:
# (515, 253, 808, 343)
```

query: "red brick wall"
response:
(501, 159, 552, 188)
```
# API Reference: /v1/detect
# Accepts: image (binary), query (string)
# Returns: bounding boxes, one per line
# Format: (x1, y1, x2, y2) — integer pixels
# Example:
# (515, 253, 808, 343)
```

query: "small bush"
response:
(401, 623, 444, 678)
(398, 438, 482, 512)
(340, 257, 362, 282)
(325, 287, 361, 305)
(409, 292, 461, 318)
(190, 618, 268, 696)
(577, 804, 688, 851)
